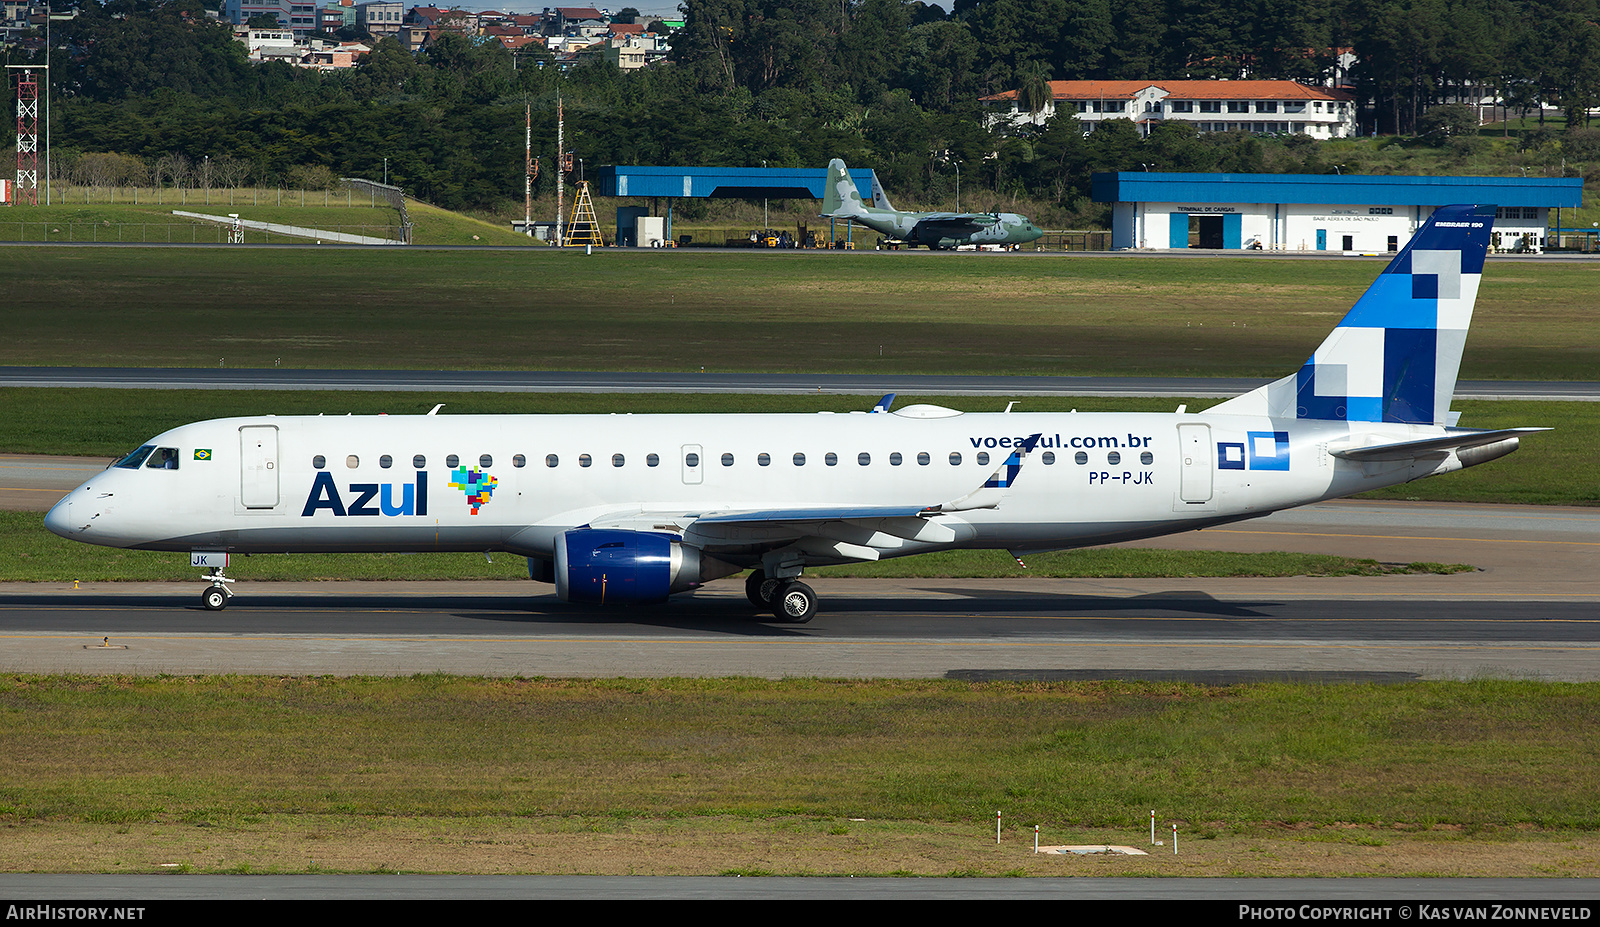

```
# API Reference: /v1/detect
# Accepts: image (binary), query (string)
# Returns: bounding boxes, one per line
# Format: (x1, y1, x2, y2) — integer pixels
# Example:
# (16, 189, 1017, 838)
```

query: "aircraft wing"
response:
(584, 434, 1044, 562)
(911, 213, 1002, 233)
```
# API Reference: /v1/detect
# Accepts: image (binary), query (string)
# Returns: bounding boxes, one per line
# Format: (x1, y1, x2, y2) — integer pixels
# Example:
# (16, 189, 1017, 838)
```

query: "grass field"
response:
(3, 247, 1598, 379)
(2, 676, 1596, 876)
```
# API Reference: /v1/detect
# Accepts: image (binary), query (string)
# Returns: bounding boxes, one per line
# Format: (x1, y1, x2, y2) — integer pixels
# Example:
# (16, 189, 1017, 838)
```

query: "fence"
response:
(16, 185, 406, 208)
(0, 222, 407, 243)
(341, 178, 413, 244)
(1035, 230, 1114, 252)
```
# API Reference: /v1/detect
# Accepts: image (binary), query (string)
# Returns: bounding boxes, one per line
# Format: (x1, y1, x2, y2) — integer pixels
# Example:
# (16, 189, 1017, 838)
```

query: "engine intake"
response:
(554, 528, 737, 605)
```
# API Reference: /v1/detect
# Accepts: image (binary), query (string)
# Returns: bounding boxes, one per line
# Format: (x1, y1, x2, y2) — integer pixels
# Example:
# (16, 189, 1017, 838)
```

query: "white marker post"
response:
(1034, 824, 1039, 854)
(1172, 823, 1178, 855)
(1150, 810, 1156, 845)
(996, 811, 1001, 844)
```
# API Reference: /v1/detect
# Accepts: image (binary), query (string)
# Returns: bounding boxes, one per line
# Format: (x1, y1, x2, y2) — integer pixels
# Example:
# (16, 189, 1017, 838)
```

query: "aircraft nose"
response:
(44, 490, 75, 538)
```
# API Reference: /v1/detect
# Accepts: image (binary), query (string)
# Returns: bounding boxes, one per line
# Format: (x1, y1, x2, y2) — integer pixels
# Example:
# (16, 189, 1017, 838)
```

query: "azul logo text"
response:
(302, 471, 429, 517)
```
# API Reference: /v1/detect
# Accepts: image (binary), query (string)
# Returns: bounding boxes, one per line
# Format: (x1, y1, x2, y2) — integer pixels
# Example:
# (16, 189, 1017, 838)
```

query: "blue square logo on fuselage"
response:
(1247, 431, 1291, 470)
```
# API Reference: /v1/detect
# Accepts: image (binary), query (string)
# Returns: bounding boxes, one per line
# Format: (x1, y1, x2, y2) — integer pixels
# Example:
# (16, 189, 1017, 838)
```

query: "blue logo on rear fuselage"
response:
(1218, 432, 1290, 471)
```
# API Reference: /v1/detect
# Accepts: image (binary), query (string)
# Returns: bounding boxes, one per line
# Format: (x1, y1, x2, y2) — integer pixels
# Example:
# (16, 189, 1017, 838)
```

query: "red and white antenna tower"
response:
(8, 66, 40, 206)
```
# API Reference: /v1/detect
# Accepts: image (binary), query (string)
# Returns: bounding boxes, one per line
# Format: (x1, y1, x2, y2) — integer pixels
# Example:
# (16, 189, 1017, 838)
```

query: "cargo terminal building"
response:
(1090, 173, 1583, 253)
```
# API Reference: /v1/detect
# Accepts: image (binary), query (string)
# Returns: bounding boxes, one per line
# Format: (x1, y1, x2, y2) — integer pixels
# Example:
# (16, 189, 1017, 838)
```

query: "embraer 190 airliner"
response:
(47, 205, 1540, 621)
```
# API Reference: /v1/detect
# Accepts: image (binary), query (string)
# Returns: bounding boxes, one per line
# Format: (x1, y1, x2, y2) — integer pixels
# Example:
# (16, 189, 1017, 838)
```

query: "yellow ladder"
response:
(564, 181, 605, 247)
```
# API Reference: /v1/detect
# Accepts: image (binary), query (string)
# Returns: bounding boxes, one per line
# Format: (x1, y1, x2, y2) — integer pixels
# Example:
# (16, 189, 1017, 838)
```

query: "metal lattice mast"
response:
(8, 67, 39, 206)
(555, 95, 564, 247)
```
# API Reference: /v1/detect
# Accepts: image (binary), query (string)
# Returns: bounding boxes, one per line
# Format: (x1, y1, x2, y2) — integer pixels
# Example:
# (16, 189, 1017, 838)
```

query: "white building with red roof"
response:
(983, 80, 1356, 138)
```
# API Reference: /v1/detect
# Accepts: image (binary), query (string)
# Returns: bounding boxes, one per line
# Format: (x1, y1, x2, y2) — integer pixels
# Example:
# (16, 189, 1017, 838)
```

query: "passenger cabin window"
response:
(721, 453, 734, 467)
(613, 454, 626, 468)
(890, 452, 902, 466)
(546, 455, 559, 468)
(379, 455, 393, 469)
(793, 453, 806, 466)
(1141, 451, 1153, 465)
(114, 446, 156, 469)
(446, 455, 460, 468)
(413, 455, 426, 468)
(858, 452, 870, 466)
(346, 455, 359, 469)
(684, 452, 698, 468)
(313, 455, 327, 469)
(917, 452, 930, 466)
(825, 453, 838, 467)
(479, 455, 493, 468)
(1108, 451, 1121, 465)
(949, 452, 962, 466)
(1042, 451, 1056, 465)
(758, 453, 770, 467)
(513, 455, 526, 468)
(1075, 451, 1089, 465)
(647, 454, 660, 467)
(976, 452, 990, 466)
(580, 454, 593, 468)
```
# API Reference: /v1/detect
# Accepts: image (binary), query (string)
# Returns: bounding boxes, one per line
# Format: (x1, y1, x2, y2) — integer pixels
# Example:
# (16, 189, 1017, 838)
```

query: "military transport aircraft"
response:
(820, 158, 1045, 250)
(46, 205, 1539, 622)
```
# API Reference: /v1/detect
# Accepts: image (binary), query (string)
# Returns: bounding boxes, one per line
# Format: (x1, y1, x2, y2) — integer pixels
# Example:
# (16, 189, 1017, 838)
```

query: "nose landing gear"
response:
(192, 555, 236, 610)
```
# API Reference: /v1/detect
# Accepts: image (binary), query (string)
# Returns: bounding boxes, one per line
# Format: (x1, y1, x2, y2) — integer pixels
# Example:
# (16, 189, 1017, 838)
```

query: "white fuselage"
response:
(46, 408, 1461, 565)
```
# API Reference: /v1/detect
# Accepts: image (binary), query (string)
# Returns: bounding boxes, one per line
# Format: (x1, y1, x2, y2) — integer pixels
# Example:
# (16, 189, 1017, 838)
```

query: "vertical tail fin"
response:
(1208, 204, 1495, 425)
(821, 159, 869, 218)
(870, 171, 895, 212)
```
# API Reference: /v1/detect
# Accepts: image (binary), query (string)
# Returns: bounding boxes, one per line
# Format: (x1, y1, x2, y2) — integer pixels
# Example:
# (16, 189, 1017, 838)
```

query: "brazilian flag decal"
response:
(194, 449, 212, 461)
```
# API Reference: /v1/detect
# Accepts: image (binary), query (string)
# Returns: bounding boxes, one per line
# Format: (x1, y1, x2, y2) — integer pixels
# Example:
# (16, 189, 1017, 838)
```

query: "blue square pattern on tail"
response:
(1294, 246, 1471, 425)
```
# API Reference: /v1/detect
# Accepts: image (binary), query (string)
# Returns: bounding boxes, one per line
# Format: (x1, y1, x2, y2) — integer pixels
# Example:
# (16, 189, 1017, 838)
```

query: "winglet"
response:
(870, 393, 896, 413)
(927, 433, 1042, 513)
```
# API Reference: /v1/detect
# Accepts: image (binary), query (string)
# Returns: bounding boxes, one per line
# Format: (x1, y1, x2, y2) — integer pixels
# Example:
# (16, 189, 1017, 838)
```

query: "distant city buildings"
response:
(224, 0, 318, 37)
(212, 4, 672, 67)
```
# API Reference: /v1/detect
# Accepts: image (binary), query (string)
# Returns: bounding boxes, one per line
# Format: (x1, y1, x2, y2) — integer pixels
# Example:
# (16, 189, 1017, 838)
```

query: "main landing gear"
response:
(200, 566, 235, 610)
(745, 570, 818, 623)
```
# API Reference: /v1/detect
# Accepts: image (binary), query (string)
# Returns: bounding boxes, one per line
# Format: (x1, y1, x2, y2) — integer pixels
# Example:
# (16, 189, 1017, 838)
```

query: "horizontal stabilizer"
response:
(1331, 427, 1549, 461)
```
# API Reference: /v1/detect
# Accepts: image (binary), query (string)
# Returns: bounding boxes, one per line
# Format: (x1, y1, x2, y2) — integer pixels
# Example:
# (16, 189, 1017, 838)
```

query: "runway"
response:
(7, 451, 1596, 681)
(3, 365, 1598, 399)
(2, 573, 1597, 680)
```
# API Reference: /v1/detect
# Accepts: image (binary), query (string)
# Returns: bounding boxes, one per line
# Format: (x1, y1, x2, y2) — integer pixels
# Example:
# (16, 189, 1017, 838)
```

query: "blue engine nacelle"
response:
(554, 528, 738, 605)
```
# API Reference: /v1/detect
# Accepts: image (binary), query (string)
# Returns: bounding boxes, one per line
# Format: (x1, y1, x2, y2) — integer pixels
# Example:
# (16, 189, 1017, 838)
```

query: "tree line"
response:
(3, 0, 1597, 214)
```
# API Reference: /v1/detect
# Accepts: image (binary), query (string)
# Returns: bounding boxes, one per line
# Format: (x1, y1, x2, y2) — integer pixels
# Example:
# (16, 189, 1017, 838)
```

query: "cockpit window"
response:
(145, 447, 181, 470)
(113, 445, 156, 469)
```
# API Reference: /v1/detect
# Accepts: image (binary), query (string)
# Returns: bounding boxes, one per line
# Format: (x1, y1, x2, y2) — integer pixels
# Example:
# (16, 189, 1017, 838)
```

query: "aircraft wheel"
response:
(201, 586, 229, 611)
(745, 570, 780, 609)
(770, 581, 817, 623)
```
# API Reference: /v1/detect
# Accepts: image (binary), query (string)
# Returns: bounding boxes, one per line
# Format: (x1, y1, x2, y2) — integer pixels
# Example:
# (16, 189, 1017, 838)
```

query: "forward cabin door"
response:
(239, 425, 280, 509)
